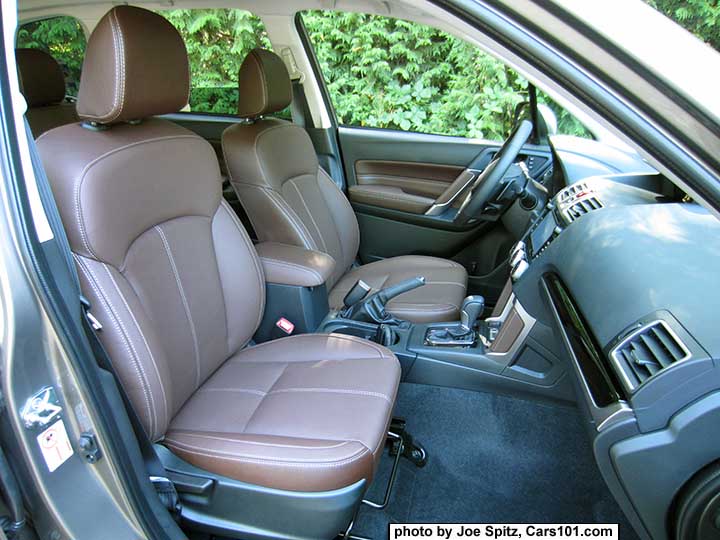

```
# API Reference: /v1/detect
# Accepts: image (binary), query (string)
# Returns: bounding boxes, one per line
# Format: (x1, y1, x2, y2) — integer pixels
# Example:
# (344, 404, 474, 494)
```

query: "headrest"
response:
(16, 49, 66, 107)
(76, 6, 189, 124)
(237, 49, 292, 119)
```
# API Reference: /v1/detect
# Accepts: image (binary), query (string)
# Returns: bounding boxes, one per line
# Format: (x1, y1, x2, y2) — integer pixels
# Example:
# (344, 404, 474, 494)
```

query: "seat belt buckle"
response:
(275, 317, 295, 335)
(150, 476, 182, 520)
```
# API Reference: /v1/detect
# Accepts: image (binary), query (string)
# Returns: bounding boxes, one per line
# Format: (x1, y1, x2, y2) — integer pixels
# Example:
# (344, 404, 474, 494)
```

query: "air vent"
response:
(610, 320, 691, 392)
(559, 181, 590, 202)
(565, 196, 603, 222)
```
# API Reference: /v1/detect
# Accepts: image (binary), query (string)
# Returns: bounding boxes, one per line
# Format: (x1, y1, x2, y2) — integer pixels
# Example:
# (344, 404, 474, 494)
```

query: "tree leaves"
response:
(16, 16, 85, 96)
(21, 3, 711, 134)
(301, 11, 591, 140)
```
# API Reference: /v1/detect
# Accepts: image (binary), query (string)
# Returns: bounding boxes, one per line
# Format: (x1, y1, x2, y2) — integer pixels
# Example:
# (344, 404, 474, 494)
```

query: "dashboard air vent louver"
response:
(566, 196, 603, 222)
(559, 181, 590, 202)
(611, 320, 691, 391)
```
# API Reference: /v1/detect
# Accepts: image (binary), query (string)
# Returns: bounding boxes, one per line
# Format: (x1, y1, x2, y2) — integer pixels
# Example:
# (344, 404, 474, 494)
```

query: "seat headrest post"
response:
(237, 48, 292, 119)
(76, 6, 190, 125)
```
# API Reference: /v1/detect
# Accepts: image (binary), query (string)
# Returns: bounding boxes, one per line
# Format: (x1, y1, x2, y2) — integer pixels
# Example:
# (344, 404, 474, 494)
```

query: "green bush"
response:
(301, 11, 590, 139)
(15, 2, 717, 135)
(16, 16, 85, 96)
(647, 0, 720, 50)
(160, 9, 270, 113)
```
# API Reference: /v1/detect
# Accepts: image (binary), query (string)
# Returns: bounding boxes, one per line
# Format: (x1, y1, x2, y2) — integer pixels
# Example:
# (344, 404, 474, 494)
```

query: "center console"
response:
(316, 278, 544, 394)
(252, 233, 569, 401)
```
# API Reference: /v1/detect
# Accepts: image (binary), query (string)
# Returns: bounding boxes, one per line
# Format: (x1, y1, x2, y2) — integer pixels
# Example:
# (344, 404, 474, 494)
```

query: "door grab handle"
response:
(425, 169, 479, 216)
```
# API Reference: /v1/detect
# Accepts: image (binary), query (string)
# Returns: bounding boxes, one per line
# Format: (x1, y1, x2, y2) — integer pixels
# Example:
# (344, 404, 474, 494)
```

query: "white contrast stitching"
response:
(288, 178, 328, 252)
(218, 200, 266, 333)
(73, 135, 202, 260)
(269, 387, 392, 404)
(165, 438, 369, 467)
(155, 225, 201, 388)
(103, 264, 170, 435)
(75, 255, 156, 437)
(167, 433, 350, 450)
(260, 257, 324, 284)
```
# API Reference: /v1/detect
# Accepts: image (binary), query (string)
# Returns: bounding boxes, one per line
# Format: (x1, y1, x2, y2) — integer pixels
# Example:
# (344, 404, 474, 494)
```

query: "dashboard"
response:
(508, 174, 720, 540)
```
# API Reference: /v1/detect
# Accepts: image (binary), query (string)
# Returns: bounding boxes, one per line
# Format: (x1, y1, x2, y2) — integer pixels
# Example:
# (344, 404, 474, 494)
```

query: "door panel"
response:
(339, 127, 504, 186)
(349, 160, 465, 214)
(355, 160, 464, 198)
(338, 126, 552, 300)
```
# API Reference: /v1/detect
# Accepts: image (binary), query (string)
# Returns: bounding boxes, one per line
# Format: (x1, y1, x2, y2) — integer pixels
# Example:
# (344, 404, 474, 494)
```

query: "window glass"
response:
(301, 11, 592, 140)
(16, 16, 86, 97)
(161, 9, 273, 115)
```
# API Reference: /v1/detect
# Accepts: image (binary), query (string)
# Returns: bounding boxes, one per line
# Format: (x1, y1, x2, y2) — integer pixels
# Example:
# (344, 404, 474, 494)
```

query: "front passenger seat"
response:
(37, 7, 400, 539)
(222, 49, 468, 323)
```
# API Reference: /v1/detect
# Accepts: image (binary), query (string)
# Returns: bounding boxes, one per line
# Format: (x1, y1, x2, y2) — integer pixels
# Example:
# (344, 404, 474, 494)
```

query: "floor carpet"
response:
(351, 383, 639, 540)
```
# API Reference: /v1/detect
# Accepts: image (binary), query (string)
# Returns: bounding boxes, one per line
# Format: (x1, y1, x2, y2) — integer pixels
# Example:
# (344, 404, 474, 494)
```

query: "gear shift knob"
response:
(460, 295, 485, 332)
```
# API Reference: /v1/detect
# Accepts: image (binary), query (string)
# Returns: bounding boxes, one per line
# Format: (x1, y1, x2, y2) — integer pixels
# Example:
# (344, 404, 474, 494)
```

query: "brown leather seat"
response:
(222, 49, 468, 323)
(37, 5, 399, 496)
(16, 48, 78, 137)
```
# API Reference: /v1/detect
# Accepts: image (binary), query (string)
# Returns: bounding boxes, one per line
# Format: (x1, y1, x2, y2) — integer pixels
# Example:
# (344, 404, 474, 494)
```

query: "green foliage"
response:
(647, 0, 720, 50)
(23, 3, 719, 137)
(161, 9, 270, 114)
(301, 11, 591, 139)
(16, 16, 85, 96)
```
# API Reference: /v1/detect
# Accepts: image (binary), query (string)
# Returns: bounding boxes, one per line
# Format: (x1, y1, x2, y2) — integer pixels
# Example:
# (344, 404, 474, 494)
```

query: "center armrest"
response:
(255, 242, 336, 288)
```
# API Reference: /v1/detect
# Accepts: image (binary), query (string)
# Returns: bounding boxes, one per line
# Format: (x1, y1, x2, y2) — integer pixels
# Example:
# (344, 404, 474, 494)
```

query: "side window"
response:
(161, 9, 275, 116)
(16, 16, 86, 97)
(300, 11, 592, 140)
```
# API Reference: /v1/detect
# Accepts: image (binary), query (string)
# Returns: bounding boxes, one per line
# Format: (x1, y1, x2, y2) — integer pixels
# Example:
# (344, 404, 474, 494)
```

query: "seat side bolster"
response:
(74, 254, 173, 441)
(316, 168, 360, 289)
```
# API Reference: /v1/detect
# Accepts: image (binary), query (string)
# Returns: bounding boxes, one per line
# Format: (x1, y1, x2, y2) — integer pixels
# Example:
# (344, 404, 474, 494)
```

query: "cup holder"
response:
(319, 319, 386, 344)
(332, 325, 378, 341)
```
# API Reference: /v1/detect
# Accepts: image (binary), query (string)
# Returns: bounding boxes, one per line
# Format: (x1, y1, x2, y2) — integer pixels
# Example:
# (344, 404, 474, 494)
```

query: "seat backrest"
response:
(37, 6, 266, 442)
(16, 48, 78, 136)
(222, 49, 359, 290)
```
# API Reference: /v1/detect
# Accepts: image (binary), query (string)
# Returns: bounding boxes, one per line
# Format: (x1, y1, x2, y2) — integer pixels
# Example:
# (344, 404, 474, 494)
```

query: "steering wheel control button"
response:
(511, 259, 530, 282)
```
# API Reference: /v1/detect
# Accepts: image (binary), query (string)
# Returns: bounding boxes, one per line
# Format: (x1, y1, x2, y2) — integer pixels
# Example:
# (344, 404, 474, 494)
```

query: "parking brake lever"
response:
(341, 276, 426, 324)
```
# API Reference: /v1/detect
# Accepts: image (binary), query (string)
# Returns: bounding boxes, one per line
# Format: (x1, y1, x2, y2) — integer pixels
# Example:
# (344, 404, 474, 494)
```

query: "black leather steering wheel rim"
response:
(456, 119, 534, 225)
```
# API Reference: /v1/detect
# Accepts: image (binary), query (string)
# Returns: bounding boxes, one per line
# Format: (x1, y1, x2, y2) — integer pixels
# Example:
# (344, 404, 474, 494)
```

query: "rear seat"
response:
(16, 48, 78, 137)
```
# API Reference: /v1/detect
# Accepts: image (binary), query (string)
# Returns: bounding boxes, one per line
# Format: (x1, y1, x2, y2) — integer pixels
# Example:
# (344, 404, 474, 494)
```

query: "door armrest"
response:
(348, 185, 434, 214)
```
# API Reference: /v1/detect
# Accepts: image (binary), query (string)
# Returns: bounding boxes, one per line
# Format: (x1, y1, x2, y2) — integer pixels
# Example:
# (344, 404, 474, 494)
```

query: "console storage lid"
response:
(255, 242, 336, 287)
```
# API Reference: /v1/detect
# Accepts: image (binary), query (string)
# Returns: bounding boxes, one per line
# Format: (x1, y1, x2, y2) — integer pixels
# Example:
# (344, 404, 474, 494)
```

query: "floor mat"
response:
(353, 383, 639, 539)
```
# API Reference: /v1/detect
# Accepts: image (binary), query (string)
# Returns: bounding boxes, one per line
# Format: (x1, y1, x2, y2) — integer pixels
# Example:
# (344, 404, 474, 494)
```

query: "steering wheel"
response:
(456, 119, 534, 225)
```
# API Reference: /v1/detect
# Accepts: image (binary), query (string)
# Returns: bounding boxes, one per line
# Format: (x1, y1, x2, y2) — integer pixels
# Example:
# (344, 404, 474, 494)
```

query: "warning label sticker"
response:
(37, 419, 73, 472)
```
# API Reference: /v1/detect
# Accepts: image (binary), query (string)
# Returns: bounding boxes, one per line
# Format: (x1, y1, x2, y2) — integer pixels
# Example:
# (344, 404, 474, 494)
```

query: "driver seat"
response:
(222, 49, 468, 323)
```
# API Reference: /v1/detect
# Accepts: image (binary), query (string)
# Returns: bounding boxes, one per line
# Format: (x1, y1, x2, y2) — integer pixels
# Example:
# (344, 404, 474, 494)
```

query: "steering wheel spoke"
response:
(455, 119, 534, 225)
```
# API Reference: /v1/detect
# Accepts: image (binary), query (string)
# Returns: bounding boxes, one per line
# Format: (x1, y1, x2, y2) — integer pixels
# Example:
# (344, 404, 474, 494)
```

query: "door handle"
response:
(425, 169, 479, 216)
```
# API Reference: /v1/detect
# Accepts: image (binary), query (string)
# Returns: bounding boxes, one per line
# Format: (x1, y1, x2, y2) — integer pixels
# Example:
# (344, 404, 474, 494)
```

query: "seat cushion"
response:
(329, 256, 468, 323)
(163, 333, 400, 492)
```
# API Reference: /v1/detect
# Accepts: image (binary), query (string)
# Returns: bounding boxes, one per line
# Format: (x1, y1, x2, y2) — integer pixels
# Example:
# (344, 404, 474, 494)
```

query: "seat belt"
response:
(291, 79, 315, 129)
(25, 120, 181, 519)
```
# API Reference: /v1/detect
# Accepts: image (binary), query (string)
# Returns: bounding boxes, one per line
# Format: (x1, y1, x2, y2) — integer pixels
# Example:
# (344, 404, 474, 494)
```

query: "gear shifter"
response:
(425, 295, 485, 347)
(460, 295, 485, 333)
